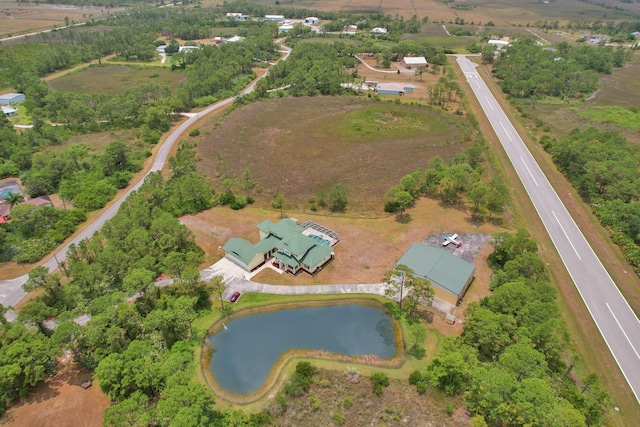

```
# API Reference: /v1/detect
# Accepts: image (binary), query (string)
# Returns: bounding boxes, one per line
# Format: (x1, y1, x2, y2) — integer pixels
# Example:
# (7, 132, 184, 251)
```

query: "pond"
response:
(206, 304, 397, 395)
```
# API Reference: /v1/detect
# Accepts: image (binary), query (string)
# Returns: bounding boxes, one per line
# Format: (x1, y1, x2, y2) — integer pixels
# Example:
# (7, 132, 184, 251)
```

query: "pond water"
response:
(207, 304, 397, 395)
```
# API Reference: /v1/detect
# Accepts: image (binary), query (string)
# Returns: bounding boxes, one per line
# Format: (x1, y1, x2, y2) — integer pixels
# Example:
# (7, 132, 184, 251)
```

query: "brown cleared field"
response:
(207, 0, 637, 23)
(192, 96, 471, 212)
(0, 361, 110, 427)
(47, 65, 186, 95)
(0, 1, 113, 38)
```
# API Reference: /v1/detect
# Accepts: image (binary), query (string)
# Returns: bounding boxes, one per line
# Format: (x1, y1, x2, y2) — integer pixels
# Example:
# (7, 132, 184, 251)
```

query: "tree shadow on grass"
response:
(395, 213, 413, 224)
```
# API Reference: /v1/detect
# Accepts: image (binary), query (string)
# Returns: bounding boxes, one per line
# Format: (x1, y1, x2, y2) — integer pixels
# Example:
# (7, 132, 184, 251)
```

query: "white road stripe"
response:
(484, 96, 494, 111)
(499, 122, 513, 141)
(606, 302, 640, 360)
(552, 210, 582, 260)
(520, 157, 539, 187)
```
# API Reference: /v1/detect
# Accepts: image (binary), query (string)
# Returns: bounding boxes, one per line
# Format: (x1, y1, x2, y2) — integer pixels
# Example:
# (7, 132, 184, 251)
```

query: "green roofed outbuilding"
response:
(395, 243, 475, 305)
(222, 219, 336, 275)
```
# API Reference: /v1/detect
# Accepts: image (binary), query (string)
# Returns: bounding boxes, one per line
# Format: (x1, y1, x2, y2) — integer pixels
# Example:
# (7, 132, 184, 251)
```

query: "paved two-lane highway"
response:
(456, 56, 640, 403)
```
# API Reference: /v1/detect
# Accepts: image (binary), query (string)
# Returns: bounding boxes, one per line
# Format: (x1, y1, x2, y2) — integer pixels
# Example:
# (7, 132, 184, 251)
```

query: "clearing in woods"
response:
(47, 65, 186, 96)
(193, 96, 472, 212)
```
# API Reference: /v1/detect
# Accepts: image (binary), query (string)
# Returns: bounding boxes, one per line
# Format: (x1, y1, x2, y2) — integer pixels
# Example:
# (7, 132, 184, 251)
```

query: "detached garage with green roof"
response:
(396, 243, 475, 305)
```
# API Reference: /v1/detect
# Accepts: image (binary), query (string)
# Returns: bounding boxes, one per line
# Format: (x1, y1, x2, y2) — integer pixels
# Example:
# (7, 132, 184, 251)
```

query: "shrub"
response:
(407, 343, 426, 360)
(371, 372, 389, 387)
(188, 128, 200, 137)
(333, 409, 345, 425)
(446, 402, 456, 416)
(416, 381, 428, 395)
(343, 396, 353, 408)
(309, 392, 320, 411)
(373, 382, 384, 396)
(408, 370, 423, 385)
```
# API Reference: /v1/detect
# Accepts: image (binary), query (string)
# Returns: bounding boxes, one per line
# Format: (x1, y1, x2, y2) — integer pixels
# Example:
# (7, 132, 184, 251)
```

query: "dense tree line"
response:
(384, 140, 508, 220)
(0, 145, 235, 423)
(490, 39, 629, 99)
(541, 127, 640, 274)
(263, 41, 358, 96)
(420, 230, 611, 426)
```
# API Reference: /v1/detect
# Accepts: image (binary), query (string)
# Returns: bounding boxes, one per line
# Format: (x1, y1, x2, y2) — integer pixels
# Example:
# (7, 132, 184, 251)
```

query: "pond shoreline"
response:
(201, 298, 405, 405)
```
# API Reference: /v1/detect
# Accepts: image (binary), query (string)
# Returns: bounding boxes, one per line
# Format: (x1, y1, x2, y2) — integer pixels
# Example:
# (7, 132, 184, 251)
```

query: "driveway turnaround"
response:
(456, 56, 640, 404)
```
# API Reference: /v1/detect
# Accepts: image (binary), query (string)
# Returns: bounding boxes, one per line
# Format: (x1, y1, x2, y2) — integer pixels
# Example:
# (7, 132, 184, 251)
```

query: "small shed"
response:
(2, 105, 18, 118)
(305, 17, 320, 24)
(0, 93, 25, 105)
(401, 56, 428, 68)
(404, 85, 415, 93)
(445, 313, 456, 325)
(370, 27, 388, 35)
(377, 82, 405, 95)
(278, 24, 294, 33)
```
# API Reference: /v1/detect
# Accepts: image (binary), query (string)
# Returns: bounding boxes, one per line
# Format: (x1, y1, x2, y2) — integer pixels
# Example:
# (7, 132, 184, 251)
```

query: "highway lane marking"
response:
(484, 97, 494, 111)
(520, 157, 539, 187)
(499, 122, 513, 141)
(606, 302, 640, 360)
(552, 210, 582, 260)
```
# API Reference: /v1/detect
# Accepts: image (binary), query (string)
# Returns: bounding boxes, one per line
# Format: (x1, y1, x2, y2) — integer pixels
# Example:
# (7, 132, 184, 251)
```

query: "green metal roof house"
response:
(222, 219, 335, 275)
(396, 243, 475, 305)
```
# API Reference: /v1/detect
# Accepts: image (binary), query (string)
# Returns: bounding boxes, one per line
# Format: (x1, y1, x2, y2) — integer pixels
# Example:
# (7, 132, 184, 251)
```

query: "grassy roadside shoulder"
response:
(192, 292, 446, 412)
(459, 58, 640, 425)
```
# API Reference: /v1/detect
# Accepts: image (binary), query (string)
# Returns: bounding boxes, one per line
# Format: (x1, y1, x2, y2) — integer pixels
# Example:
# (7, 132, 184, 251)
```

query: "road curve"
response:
(455, 56, 640, 404)
(0, 44, 291, 308)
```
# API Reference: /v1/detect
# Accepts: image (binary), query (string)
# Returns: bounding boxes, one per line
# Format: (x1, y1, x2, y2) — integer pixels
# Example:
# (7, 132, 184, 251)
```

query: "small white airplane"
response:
(443, 233, 462, 248)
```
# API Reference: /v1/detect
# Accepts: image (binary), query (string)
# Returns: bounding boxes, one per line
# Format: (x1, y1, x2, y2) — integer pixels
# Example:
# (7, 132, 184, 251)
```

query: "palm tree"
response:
(4, 191, 24, 207)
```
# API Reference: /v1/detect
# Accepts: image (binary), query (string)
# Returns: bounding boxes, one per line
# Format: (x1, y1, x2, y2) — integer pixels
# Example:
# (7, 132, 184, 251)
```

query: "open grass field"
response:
(192, 96, 472, 212)
(47, 65, 185, 95)
(515, 53, 640, 144)
(0, 0, 112, 38)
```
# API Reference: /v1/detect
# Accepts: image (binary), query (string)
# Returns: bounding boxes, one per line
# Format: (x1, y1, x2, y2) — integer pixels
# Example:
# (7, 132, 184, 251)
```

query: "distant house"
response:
(156, 45, 167, 53)
(370, 27, 388, 35)
(342, 25, 358, 35)
(265, 14, 285, 22)
(395, 243, 475, 305)
(0, 93, 25, 105)
(377, 82, 406, 95)
(304, 17, 320, 24)
(278, 24, 294, 33)
(580, 34, 608, 45)
(225, 35, 245, 43)
(25, 195, 53, 207)
(221, 219, 338, 275)
(632, 31, 640, 38)
(2, 105, 18, 118)
(0, 195, 52, 223)
(488, 39, 509, 49)
(0, 203, 10, 223)
(400, 56, 428, 68)
(226, 12, 248, 21)
(178, 45, 199, 53)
